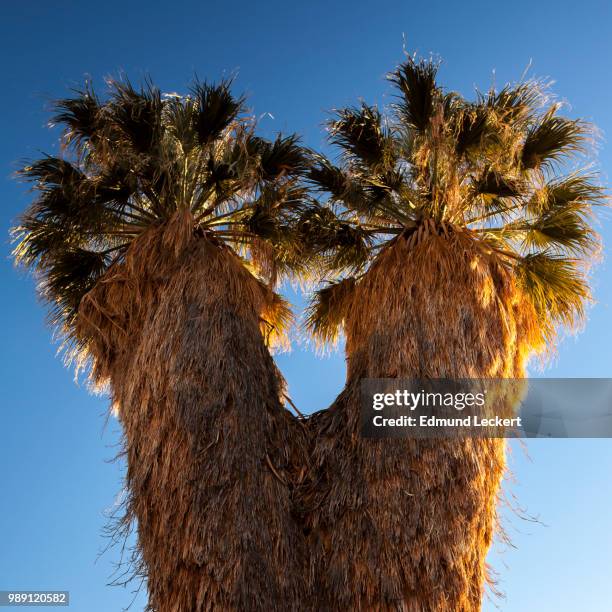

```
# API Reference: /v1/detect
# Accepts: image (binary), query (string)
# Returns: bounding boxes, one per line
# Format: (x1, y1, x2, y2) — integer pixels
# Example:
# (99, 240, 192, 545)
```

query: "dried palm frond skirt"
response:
(299, 228, 544, 611)
(77, 217, 307, 611)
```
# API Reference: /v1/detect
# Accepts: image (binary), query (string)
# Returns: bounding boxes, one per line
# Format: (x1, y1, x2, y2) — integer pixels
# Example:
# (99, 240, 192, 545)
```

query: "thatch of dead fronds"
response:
(80, 218, 308, 611)
(299, 228, 544, 611)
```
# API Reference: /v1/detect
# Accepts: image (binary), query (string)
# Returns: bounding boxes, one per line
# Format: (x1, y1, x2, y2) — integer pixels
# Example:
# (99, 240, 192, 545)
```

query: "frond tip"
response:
(389, 56, 440, 132)
(190, 79, 244, 145)
(521, 109, 589, 170)
(329, 104, 391, 169)
(516, 252, 590, 334)
(305, 277, 357, 347)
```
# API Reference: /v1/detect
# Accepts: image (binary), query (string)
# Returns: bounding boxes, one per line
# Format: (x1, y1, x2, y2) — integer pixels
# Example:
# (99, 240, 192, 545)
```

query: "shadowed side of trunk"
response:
(78, 226, 307, 611)
(301, 228, 543, 611)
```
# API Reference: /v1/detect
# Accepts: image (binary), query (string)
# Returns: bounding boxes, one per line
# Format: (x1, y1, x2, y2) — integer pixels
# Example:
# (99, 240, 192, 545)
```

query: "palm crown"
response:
(13, 78, 311, 346)
(303, 57, 605, 344)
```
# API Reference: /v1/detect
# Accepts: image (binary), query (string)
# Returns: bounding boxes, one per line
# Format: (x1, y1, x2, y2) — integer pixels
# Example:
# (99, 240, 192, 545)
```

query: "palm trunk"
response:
(301, 228, 541, 611)
(78, 220, 307, 611)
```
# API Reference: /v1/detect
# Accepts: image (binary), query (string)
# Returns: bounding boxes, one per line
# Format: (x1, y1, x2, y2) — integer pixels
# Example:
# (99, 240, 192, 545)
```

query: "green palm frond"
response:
(308, 157, 349, 199)
(41, 248, 111, 330)
(295, 205, 373, 273)
(295, 206, 343, 250)
(522, 203, 597, 255)
(516, 252, 590, 330)
(256, 134, 310, 180)
(453, 105, 491, 157)
(305, 277, 357, 345)
(325, 224, 373, 274)
(521, 106, 588, 170)
(106, 79, 163, 154)
(13, 216, 79, 268)
(15, 159, 130, 261)
(484, 82, 542, 127)
(527, 174, 605, 214)
(474, 170, 522, 199)
(21, 156, 85, 189)
(190, 79, 244, 145)
(389, 56, 439, 132)
(51, 86, 100, 147)
(329, 104, 391, 169)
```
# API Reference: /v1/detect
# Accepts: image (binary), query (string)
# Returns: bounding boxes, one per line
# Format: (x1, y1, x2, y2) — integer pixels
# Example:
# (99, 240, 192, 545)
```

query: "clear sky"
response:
(1, 1, 611, 610)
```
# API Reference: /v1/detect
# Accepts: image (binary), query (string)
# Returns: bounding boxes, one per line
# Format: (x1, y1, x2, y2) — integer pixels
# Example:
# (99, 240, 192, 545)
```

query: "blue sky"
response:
(1, 1, 611, 610)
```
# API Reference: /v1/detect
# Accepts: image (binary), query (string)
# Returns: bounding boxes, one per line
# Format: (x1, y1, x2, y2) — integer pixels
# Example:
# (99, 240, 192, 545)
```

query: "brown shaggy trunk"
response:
(301, 226, 542, 611)
(78, 216, 307, 611)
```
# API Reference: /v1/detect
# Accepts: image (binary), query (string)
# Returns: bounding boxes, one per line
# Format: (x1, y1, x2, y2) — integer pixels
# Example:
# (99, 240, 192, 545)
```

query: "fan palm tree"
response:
(13, 78, 312, 611)
(298, 57, 604, 610)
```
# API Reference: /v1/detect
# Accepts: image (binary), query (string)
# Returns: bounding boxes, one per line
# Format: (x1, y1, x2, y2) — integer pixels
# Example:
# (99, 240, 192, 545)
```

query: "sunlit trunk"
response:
(79, 222, 307, 611)
(302, 227, 541, 611)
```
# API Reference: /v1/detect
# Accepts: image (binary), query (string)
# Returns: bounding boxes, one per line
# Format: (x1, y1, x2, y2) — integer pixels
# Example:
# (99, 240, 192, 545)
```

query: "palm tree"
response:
(298, 57, 604, 610)
(13, 79, 312, 611)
